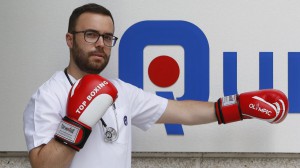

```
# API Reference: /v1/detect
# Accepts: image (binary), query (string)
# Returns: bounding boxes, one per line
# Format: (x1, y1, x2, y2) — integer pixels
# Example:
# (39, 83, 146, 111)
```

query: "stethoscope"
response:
(64, 68, 119, 142)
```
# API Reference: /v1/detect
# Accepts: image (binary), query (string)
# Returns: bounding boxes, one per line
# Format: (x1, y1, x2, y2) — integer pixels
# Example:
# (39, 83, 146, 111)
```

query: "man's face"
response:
(69, 12, 114, 74)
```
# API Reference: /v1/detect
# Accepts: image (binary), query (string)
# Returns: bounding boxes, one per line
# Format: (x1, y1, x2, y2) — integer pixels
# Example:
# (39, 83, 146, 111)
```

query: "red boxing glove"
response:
(55, 74, 118, 151)
(215, 89, 288, 124)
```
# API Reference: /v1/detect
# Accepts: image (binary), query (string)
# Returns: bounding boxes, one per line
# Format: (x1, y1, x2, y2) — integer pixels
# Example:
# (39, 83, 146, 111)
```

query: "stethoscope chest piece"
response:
(104, 127, 118, 142)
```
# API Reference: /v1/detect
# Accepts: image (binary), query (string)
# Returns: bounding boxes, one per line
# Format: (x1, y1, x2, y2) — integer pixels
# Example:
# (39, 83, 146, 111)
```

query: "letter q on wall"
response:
(119, 20, 210, 135)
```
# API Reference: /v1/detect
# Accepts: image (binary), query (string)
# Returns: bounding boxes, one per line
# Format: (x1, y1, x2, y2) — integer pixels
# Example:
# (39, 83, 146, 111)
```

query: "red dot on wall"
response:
(148, 55, 180, 87)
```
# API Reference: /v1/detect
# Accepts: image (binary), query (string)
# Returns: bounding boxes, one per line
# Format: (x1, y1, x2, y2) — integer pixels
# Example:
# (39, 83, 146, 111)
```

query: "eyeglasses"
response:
(72, 30, 118, 47)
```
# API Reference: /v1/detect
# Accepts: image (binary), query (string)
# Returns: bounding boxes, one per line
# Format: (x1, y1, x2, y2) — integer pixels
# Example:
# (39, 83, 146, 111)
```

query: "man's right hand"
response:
(55, 74, 118, 151)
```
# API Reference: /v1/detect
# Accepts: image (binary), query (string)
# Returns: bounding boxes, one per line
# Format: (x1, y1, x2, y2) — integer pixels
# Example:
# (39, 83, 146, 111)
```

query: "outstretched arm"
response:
(156, 100, 216, 125)
(156, 89, 288, 125)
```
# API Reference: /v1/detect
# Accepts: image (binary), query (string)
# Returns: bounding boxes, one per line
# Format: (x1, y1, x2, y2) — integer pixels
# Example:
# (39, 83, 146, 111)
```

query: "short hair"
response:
(68, 3, 114, 33)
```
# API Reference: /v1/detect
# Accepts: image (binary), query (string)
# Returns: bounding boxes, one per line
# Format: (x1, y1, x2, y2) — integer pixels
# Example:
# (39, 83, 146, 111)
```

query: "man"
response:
(23, 3, 289, 168)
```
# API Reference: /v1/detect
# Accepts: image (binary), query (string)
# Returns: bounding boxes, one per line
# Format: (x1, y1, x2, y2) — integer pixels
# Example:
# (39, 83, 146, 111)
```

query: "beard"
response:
(71, 39, 110, 74)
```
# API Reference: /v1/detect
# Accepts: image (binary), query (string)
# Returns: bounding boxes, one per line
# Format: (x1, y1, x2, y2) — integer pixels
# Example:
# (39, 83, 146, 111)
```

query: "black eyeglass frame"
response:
(71, 30, 118, 47)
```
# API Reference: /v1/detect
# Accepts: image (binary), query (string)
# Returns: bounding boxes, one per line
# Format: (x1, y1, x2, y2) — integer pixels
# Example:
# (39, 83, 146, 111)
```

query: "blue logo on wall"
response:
(119, 20, 300, 135)
(119, 21, 210, 135)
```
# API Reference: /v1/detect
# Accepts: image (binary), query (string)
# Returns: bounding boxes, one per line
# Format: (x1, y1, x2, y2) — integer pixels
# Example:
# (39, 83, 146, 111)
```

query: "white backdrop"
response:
(0, 0, 299, 152)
